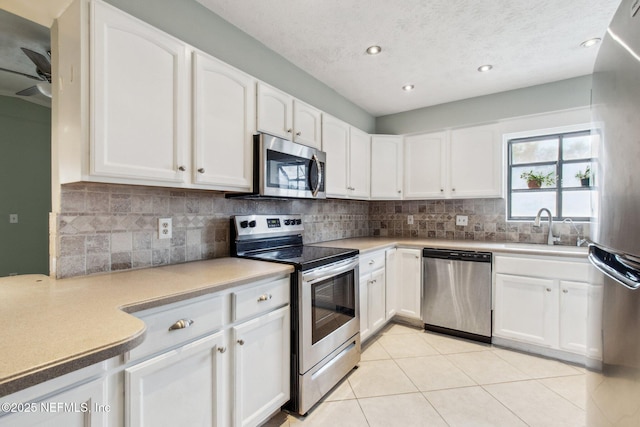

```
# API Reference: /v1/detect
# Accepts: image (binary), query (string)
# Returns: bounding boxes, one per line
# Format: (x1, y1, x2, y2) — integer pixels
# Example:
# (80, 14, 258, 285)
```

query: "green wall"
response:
(104, 0, 376, 133)
(375, 75, 593, 134)
(0, 96, 51, 276)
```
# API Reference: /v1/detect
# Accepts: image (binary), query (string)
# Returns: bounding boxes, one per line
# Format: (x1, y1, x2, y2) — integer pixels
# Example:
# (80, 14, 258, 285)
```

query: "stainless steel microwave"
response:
(249, 133, 326, 199)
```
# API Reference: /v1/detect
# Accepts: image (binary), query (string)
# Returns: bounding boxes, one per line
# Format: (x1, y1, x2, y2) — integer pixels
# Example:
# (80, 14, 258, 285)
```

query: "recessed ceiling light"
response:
(402, 84, 415, 92)
(366, 45, 382, 55)
(580, 38, 601, 48)
(477, 64, 493, 72)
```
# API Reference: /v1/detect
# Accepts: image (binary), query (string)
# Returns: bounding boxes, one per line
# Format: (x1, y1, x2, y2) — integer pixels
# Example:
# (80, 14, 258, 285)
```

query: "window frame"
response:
(507, 129, 593, 222)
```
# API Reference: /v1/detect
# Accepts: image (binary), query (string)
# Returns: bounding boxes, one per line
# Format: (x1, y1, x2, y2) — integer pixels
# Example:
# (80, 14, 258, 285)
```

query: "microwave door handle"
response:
(311, 154, 321, 197)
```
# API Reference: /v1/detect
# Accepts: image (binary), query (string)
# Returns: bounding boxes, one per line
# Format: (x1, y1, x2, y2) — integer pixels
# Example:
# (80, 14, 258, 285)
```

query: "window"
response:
(507, 130, 594, 221)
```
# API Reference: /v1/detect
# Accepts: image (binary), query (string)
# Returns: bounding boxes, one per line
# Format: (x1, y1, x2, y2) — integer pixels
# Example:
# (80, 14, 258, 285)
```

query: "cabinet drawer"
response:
(494, 255, 589, 282)
(129, 293, 226, 361)
(359, 251, 386, 275)
(232, 278, 289, 321)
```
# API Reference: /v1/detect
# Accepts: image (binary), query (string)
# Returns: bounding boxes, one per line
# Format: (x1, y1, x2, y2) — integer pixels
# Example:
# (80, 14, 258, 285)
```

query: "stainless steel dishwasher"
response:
(422, 248, 492, 343)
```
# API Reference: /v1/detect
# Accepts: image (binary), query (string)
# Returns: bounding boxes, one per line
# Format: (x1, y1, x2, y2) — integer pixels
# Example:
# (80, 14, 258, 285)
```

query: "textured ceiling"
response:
(196, 0, 621, 116)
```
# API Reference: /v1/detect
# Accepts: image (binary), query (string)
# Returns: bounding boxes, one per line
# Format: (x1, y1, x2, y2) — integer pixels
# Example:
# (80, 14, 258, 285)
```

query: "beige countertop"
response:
(311, 237, 589, 258)
(0, 258, 293, 397)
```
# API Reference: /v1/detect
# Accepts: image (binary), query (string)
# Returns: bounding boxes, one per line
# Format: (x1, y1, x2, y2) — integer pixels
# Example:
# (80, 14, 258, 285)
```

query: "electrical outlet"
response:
(9, 214, 18, 224)
(456, 215, 468, 226)
(407, 215, 414, 225)
(158, 218, 172, 239)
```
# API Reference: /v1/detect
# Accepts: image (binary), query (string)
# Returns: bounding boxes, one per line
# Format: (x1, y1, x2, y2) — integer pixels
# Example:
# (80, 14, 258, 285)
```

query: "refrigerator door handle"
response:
(589, 244, 640, 290)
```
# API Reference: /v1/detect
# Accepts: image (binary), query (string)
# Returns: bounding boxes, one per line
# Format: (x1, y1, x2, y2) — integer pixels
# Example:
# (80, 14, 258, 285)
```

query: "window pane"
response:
(511, 192, 556, 217)
(562, 162, 592, 188)
(563, 134, 592, 160)
(563, 190, 592, 218)
(512, 165, 556, 189)
(512, 138, 558, 164)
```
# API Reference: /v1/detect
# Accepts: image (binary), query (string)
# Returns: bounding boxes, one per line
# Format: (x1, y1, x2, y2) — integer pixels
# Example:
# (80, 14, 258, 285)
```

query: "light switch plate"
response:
(456, 215, 468, 226)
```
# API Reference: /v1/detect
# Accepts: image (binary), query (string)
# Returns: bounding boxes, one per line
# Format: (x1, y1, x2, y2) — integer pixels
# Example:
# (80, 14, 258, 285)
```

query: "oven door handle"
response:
(302, 258, 359, 285)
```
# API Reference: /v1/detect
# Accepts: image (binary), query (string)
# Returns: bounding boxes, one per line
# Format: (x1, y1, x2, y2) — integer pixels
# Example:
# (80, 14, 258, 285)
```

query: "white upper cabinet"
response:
(192, 51, 255, 191)
(449, 124, 502, 198)
(90, 0, 189, 183)
(371, 135, 403, 199)
(404, 132, 447, 199)
(322, 115, 370, 199)
(403, 124, 503, 200)
(293, 100, 322, 148)
(256, 82, 322, 148)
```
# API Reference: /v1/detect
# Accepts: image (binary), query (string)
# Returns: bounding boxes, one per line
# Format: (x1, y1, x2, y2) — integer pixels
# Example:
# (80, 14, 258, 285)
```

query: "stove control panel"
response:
(233, 214, 304, 238)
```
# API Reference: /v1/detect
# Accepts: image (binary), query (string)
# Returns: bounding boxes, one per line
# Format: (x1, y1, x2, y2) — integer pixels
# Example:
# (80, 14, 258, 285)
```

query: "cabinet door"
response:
(348, 127, 371, 199)
(449, 124, 502, 198)
(359, 275, 370, 342)
(292, 100, 322, 148)
(371, 135, 403, 199)
(232, 306, 290, 427)
(368, 268, 387, 333)
(559, 280, 588, 354)
(494, 274, 558, 347)
(91, 1, 188, 183)
(396, 248, 422, 320)
(0, 378, 107, 427)
(256, 83, 293, 140)
(125, 331, 227, 427)
(385, 248, 398, 320)
(193, 52, 255, 191)
(322, 115, 350, 198)
(403, 132, 447, 199)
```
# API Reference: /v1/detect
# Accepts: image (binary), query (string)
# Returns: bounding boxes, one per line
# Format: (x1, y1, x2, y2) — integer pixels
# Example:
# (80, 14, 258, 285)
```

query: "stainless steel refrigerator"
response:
(588, 0, 640, 425)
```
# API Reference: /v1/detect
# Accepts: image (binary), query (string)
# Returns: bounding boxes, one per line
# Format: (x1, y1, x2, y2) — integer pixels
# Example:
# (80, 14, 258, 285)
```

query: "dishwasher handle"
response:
(422, 247, 491, 262)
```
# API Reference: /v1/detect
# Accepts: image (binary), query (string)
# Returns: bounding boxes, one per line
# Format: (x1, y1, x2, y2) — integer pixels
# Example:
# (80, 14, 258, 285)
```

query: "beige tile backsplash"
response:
(54, 183, 589, 278)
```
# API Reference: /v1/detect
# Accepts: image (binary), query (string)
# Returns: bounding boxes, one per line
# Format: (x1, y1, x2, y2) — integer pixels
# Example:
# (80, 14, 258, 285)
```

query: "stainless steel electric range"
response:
(231, 214, 360, 415)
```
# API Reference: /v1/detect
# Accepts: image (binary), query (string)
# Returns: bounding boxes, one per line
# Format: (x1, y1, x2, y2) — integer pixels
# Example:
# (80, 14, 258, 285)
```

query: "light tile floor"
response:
(264, 322, 586, 427)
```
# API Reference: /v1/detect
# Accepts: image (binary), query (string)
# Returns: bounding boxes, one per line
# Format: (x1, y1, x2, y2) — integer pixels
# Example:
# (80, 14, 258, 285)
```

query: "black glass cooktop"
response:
(244, 245, 358, 271)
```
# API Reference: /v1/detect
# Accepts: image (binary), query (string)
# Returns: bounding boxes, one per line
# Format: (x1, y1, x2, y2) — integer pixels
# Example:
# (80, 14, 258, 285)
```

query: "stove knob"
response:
(295, 219, 302, 225)
(249, 220, 257, 228)
(240, 220, 249, 228)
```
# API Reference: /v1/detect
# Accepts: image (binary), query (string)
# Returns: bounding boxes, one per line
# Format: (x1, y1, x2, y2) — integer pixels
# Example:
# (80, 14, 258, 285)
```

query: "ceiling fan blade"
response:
(16, 85, 41, 96)
(20, 47, 52, 78)
(0, 67, 43, 81)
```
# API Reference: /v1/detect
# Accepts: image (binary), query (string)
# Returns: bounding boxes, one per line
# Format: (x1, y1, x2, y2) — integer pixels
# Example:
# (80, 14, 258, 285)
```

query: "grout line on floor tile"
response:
(535, 376, 587, 412)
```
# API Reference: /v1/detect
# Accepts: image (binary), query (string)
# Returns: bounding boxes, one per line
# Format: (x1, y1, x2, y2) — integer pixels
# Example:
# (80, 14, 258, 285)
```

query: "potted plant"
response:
(520, 170, 555, 189)
(575, 166, 591, 187)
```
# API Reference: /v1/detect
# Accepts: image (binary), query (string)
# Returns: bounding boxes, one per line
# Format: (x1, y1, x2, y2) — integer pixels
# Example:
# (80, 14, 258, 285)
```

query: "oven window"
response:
(266, 150, 324, 192)
(311, 270, 355, 345)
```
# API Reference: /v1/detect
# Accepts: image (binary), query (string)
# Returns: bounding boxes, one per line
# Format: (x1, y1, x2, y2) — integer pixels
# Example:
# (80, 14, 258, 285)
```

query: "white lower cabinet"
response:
(359, 251, 387, 342)
(384, 248, 398, 320)
(125, 331, 227, 427)
(396, 248, 422, 320)
(232, 306, 290, 427)
(493, 254, 603, 361)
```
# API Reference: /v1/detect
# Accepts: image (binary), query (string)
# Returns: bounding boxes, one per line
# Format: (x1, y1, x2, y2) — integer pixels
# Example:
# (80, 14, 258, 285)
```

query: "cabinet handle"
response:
(257, 294, 273, 302)
(237, 339, 245, 345)
(562, 289, 568, 293)
(217, 346, 226, 354)
(178, 166, 186, 172)
(197, 168, 205, 173)
(287, 128, 293, 133)
(546, 288, 552, 292)
(296, 131, 301, 136)
(168, 318, 194, 331)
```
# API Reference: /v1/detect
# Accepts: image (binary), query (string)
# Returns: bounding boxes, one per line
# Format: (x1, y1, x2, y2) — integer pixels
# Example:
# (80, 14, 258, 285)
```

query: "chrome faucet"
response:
(534, 208, 559, 245)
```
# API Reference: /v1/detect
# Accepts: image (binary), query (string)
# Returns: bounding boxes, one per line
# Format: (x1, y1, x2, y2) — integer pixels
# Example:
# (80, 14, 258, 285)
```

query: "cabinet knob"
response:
(237, 339, 245, 345)
(397, 190, 402, 194)
(546, 288, 552, 292)
(287, 128, 293, 133)
(197, 168, 205, 173)
(452, 188, 456, 192)
(369, 260, 375, 265)
(257, 294, 272, 302)
(440, 188, 444, 192)
(178, 166, 186, 172)
(562, 289, 569, 293)
(168, 318, 194, 331)
(296, 131, 301, 136)
(217, 346, 226, 354)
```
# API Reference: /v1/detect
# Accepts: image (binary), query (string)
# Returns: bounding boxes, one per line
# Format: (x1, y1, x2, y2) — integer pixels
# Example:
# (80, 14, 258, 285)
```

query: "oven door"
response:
(258, 133, 326, 199)
(299, 257, 359, 373)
